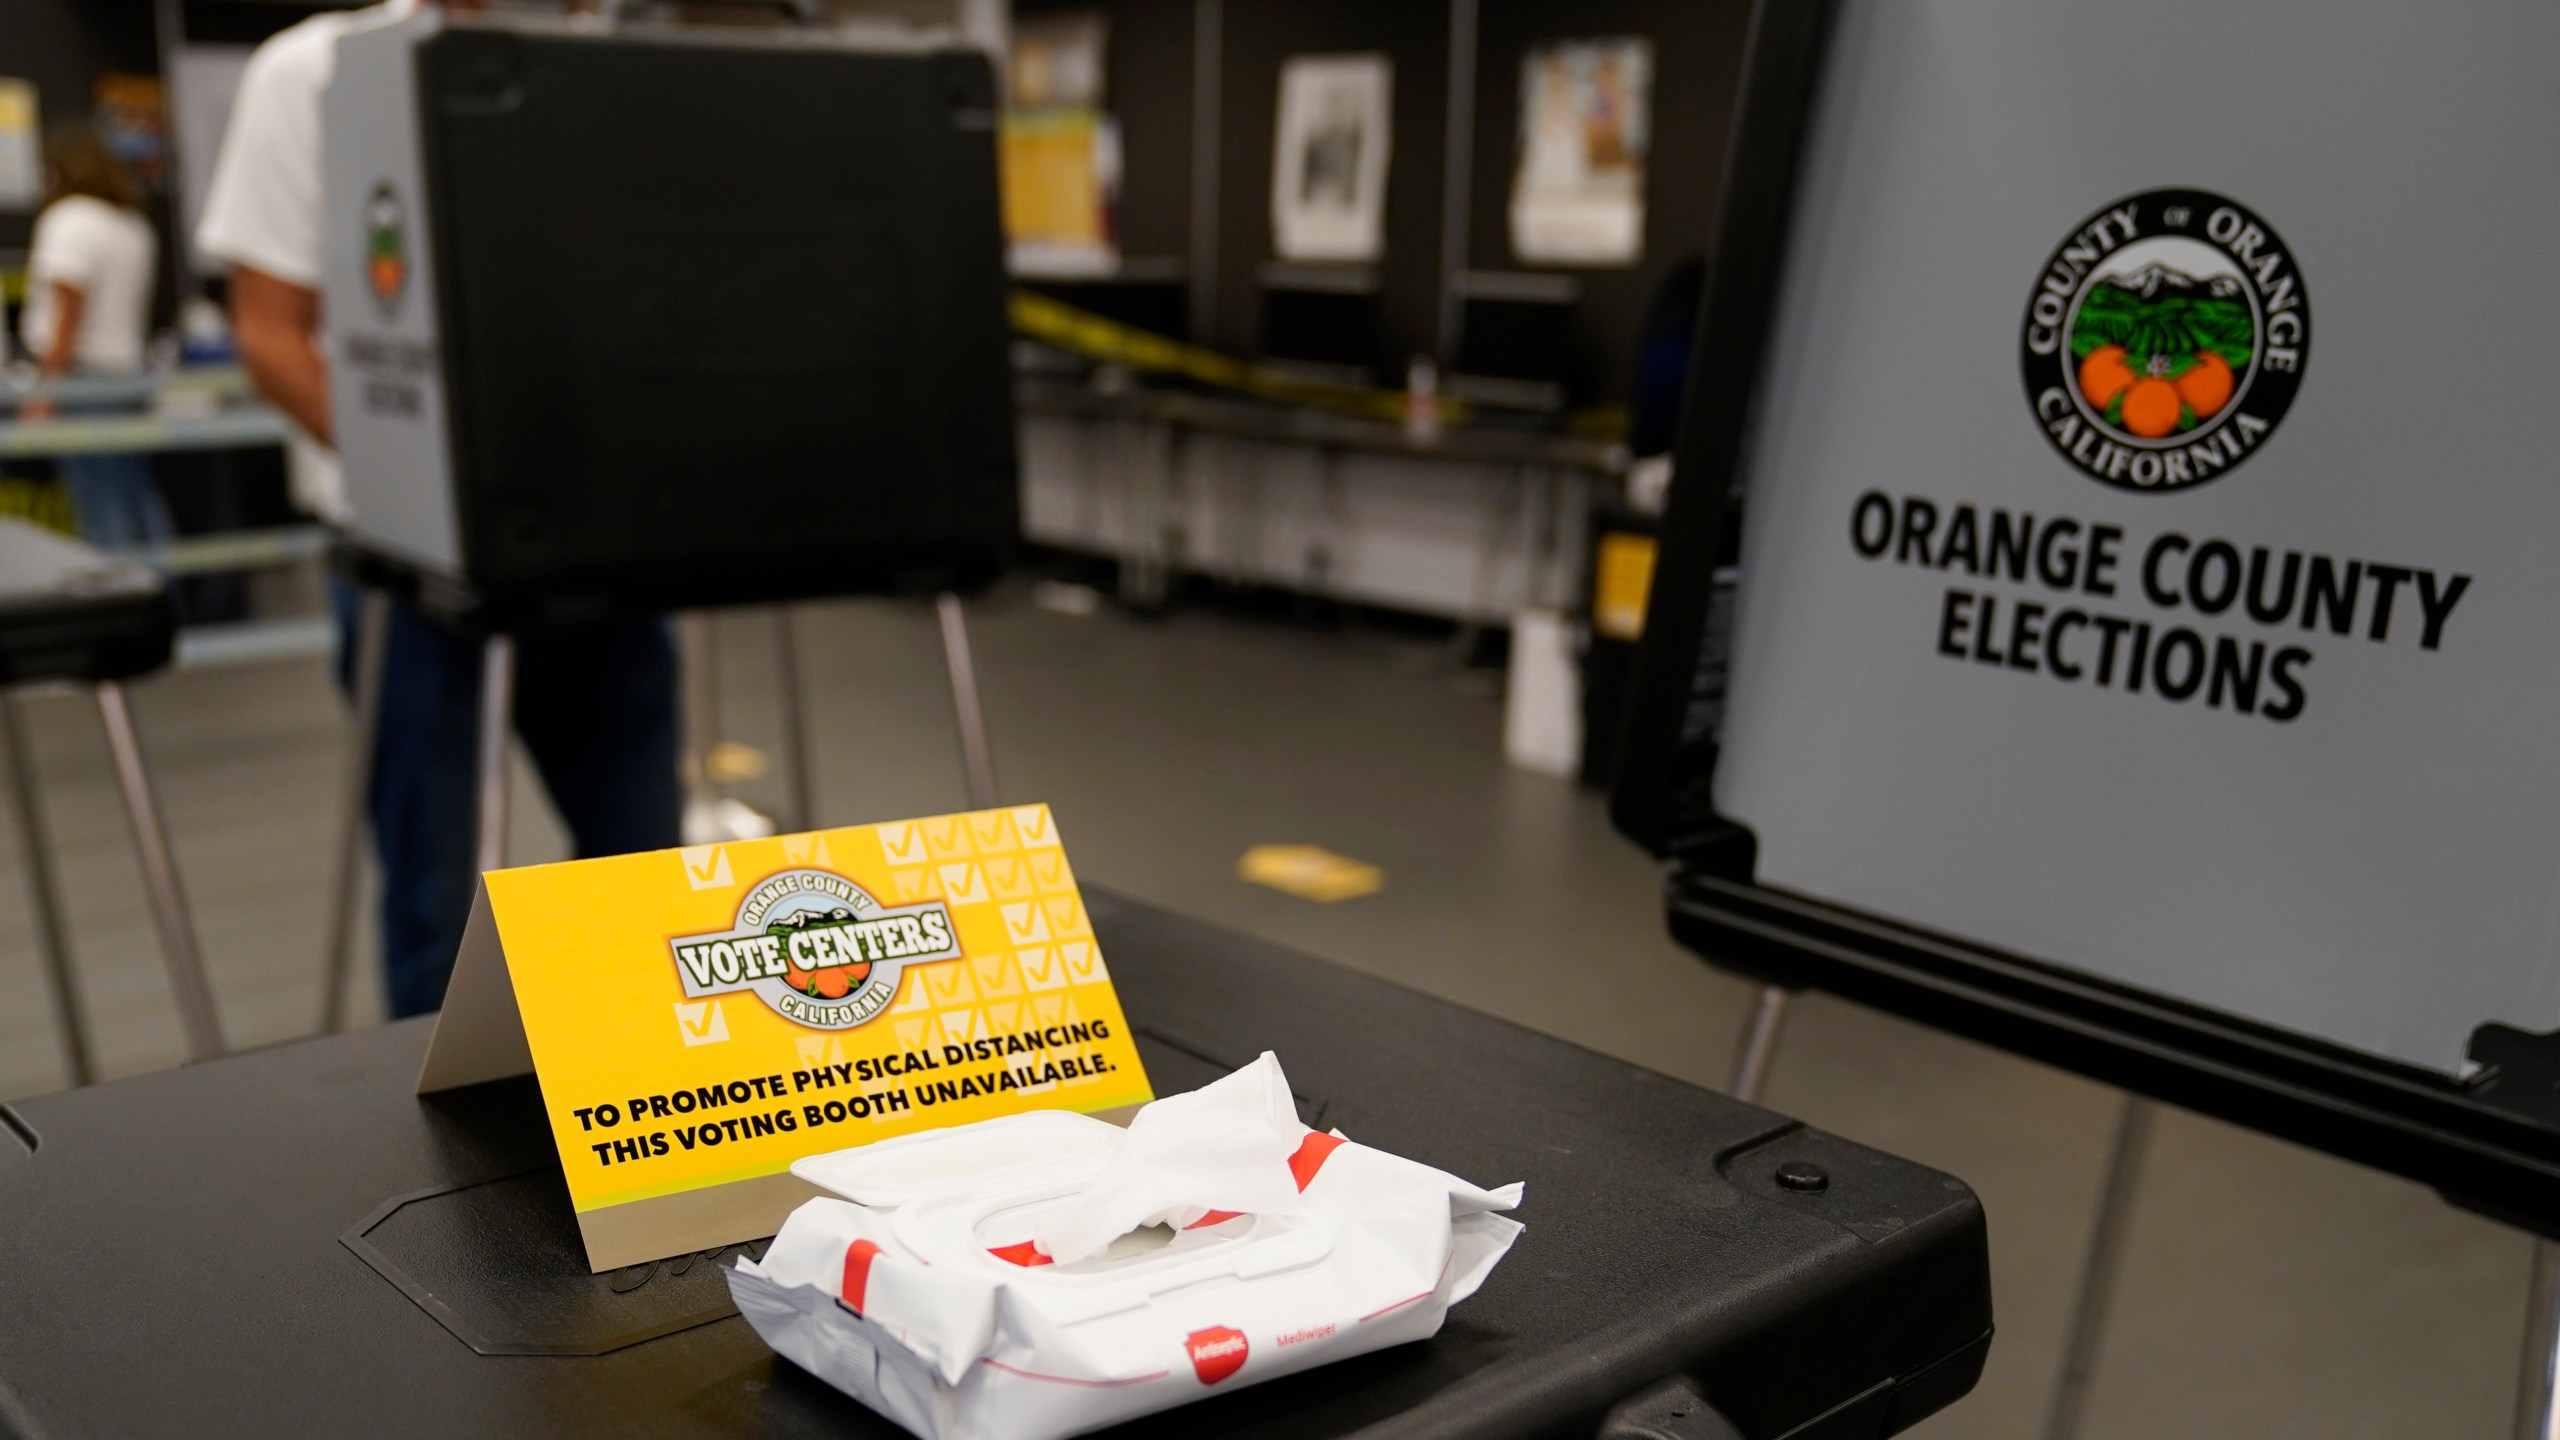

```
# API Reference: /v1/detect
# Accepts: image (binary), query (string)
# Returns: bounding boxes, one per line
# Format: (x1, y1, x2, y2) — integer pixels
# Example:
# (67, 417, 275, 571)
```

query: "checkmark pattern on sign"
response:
(674, 1000, 730, 1046)
(868, 805, 1110, 1106)
(680, 845, 734, 891)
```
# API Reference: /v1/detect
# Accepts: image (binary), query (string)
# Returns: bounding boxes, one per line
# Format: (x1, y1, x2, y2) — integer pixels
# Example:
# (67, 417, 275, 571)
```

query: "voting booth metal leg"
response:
(475, 637, 515, 876)
(936, 593, 999, 810)
(318, 588, 391, 1033)
(1727, 984, 1792, 1103)
(772, 607, 816, 832)
(94, 680, 225, 1062)
(2044, 1094, 2157, 1440)
(2, 693, 94, 1086)
(2517, 1241, 2560, 1439)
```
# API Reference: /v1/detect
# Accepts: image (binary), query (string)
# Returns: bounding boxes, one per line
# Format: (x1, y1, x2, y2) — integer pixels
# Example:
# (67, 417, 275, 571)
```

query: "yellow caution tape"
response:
(0, 476, 77, 536)
(1010, 289, 1461, 425)
(1009, 289, 1633, 440)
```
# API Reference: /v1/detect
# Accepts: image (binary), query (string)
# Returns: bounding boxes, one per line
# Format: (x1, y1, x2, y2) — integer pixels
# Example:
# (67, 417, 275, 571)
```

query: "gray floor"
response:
(0, 584, 2530, 1437)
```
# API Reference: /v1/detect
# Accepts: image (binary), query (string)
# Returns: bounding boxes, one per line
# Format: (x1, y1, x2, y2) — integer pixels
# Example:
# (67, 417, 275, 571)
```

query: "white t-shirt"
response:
(194, 0, 413, 520)
(20, 195, 158, 375)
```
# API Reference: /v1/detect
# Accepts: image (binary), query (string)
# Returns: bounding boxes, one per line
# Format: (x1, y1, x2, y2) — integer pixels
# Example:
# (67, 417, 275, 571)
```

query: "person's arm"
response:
(229, 264, 331, 445)
(37, 282, 85, 377)
(19, 282, 87, 421)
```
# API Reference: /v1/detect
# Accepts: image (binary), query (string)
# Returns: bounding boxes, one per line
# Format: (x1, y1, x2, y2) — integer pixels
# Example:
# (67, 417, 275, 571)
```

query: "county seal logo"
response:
(2019, 188, 2309, 492)
(668, 869, 961, 1031)
(363, 182, 409, 318)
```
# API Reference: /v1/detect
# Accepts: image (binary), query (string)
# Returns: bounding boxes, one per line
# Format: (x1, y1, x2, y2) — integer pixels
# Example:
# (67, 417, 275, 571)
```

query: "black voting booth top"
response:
(0, 891, 1989, 1439)
(0, 520, 173, 685)
(339, 25, 1019, 630)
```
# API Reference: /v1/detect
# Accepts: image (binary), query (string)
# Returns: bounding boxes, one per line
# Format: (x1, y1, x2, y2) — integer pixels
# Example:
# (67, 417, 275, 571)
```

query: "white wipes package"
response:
(727, 1052, 1525, 1440)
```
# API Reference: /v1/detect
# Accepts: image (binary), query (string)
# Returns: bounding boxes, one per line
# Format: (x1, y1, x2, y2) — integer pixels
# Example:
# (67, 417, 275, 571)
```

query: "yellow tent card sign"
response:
(418, 804, 1154, 1272)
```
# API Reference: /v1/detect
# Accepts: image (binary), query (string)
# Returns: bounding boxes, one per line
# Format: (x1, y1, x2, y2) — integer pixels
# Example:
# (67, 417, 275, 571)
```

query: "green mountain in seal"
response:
(2070, 264, 2254, 378)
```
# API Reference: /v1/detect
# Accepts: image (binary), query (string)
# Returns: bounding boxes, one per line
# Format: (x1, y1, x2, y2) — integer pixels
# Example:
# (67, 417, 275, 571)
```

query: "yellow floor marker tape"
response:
(706, 741, 770, 784)
(1237, 844, 1386, 904)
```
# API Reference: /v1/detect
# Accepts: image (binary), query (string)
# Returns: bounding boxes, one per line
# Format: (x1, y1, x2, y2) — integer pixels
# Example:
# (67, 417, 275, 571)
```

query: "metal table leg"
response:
(318, 588, 390, 1033)
(1452, 463, 1534, 666)
(1727, 983, 1792, 1104)
(94, 680, 224, 1062)
(474, 637, 515, 876)
(2044, 1094, 2157, 1440)
(2, 692, 93, 1086)
(1160, 422, 1191, 596)
(1114, 418, 1170, 611)
(935, 593, 999, 810)
(1307, 444, 1347, 615)
(772, 607, 815, 833)
(2517, 1240, 2560, 1440)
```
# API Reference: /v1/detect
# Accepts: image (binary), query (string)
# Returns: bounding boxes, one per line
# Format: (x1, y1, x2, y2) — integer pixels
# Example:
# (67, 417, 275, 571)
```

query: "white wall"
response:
(1020, 413, 1592, 621)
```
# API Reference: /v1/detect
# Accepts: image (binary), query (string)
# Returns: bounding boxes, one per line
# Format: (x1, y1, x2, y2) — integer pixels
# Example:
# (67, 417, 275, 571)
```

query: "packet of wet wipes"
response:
(727, 1052, 1523, 1440)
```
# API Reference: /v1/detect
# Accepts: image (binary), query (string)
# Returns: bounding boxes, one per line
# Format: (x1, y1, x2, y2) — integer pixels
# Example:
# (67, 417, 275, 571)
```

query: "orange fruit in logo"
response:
(2078, 345, 2135, 410)
(2176, 352, 2234, 418)
(2120, 377, 2181, 439)
(812, 967, 853, 1000)
(784, 965, 814, 993)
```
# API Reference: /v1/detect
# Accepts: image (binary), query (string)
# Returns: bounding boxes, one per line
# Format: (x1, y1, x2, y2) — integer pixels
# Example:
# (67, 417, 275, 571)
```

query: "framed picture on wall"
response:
(1271, 53, 1392, 264)
(1510, 37, 1654, 267)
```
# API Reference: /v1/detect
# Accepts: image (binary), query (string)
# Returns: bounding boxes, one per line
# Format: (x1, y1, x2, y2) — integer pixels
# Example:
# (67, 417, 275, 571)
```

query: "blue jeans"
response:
(59, 451, 175, 554)
(331, 579, 683, 1017)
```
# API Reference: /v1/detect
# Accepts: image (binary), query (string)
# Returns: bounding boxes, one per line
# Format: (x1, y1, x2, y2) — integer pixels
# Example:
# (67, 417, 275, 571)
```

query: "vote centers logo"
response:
(2019, 188, 2309, 492)
(668, 869, 962, 1031)
(364, 181, 408, 317)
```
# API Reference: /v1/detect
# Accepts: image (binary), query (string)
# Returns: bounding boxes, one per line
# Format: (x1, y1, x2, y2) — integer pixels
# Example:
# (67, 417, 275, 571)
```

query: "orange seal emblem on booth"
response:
(363, 181, 408, 318)
(2019, 188, 2309, 492)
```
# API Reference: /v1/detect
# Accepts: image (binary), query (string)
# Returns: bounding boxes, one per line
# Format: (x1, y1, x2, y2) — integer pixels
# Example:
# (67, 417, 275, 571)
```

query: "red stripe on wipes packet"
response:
(988, 1241, 1055, 1267)
(1288, 1132, 1345, 1191)
(1184, 1210, 1245, 1229)
(841, 1238, 883, 1308)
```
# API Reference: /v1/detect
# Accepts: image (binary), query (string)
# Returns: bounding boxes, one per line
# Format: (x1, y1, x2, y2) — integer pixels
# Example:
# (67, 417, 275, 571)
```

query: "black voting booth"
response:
(310, 12, 1021, 1021)
(324, 13, 1018, 623)
(1612, 0, 2560, 1433)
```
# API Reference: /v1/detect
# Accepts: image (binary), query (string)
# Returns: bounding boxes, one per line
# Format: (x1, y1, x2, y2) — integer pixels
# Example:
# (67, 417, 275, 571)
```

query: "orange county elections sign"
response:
(417, 805, 1154, 1272)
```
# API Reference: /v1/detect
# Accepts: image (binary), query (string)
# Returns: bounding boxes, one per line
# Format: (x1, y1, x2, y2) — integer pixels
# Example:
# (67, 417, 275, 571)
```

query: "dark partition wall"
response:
(1462, 0, 1752, 404)
(1210, 0, 1451, 373)
(1008, 0, 1199, 336)
(0, 0, 158, 254)
(1004, 0, 1751, 405)
(1015, 0, 1196, 266)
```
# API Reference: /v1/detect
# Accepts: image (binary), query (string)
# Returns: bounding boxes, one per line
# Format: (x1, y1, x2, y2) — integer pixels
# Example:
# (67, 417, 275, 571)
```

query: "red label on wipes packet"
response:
(1185, 1325, 1249, 1385)
(841, 1238, 883, 1310)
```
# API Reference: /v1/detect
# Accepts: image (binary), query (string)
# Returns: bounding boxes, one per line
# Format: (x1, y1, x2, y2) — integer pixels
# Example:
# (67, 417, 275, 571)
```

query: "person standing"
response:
(18, 121, 174, 554)
(198, 0, 684, 1019)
